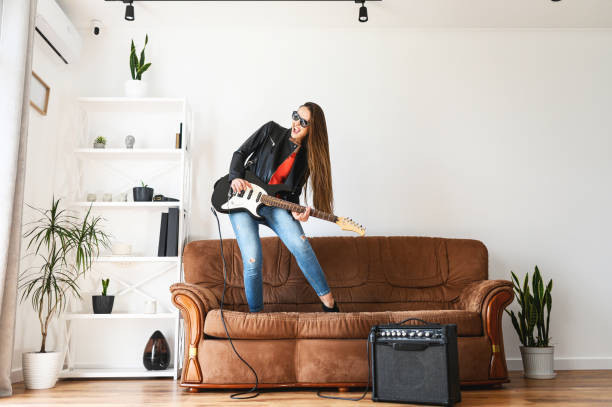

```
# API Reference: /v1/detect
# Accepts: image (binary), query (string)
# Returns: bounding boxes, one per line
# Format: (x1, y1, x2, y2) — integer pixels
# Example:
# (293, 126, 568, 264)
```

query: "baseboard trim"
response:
(10, 359, 611, 383)
(507, 357, 612, 371)
(11, 368, 23, 384)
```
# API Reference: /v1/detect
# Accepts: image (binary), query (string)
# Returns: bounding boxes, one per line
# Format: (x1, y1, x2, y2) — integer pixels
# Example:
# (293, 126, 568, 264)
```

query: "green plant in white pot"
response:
(506, 266, 555, 379)
(124, 34, 151, 98)
(19, 198, 110, 389)
(93, 136, 106, 149)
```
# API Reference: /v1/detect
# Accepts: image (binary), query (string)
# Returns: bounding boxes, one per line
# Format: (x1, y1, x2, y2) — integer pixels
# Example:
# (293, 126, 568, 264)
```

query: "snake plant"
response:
(101, 278, 110, 296)
(130, 34, 151, 80)
(505, 266, 553, 347)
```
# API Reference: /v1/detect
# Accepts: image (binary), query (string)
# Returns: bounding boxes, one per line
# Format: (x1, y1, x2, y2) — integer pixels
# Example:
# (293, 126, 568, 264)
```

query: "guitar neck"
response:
(261, 195, 338, 223)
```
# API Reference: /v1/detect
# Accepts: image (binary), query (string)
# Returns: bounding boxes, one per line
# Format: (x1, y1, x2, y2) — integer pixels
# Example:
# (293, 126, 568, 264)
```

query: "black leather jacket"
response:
(229, 121, 308, 205)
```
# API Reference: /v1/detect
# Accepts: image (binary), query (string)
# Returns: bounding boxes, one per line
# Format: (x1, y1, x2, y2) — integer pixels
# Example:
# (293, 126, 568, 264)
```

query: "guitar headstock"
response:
(336, 217, 366, 236)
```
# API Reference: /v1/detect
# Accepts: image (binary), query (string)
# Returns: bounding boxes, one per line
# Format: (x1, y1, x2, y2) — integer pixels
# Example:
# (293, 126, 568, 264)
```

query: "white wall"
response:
(67, 26, 612, 370)
(16, 7, 612, 374)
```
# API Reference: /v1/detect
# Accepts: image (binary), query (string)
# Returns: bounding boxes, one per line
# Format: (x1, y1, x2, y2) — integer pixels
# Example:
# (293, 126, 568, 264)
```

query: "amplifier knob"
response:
(401, 331, 407, 337)
(425, 332, 431, 338)
(391, 331, 397, 336)
(382, 331, 388, 337)
(409, 332, 416, 337)
(417, 331, 424, 337)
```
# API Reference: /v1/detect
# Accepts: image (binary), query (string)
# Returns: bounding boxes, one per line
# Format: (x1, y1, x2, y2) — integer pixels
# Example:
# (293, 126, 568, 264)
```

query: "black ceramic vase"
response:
(92, 295, 114, 314)
(143, 330, 170, 370)
(133, 186, 154, 202)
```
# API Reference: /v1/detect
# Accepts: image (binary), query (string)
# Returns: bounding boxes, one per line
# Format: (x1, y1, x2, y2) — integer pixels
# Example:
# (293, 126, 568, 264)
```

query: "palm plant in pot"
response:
(506, 266, 555, 379)
(92, 278, 114, 314)
(124, 34, 151, 98)
(19, 198, 110, 389)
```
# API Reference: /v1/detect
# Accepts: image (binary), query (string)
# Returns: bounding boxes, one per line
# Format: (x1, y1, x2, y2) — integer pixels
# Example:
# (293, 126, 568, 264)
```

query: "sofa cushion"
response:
(380, 237, 449, 288)
(204, 310, 482, 339)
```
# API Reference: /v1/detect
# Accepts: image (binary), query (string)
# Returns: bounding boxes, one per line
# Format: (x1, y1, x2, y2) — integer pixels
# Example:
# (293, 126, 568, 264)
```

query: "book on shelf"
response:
(175, 122, 183, 149)
(166, 208, 179, 256)
(157, 212, 168, 256)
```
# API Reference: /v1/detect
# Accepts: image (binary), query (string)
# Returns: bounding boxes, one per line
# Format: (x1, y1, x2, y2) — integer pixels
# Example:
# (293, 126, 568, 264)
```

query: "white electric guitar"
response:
(211, 171, 365, 236)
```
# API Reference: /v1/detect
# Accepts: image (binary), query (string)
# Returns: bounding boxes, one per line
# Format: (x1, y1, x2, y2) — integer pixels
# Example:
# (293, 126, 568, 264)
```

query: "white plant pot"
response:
(520, 346, 556, 379)
(22, 351, 62, 389)
(124, 79, 148, 98)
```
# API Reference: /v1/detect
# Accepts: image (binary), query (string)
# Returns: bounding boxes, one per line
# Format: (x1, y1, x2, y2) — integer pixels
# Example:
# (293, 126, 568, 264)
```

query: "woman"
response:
(228, 102, 338, 313)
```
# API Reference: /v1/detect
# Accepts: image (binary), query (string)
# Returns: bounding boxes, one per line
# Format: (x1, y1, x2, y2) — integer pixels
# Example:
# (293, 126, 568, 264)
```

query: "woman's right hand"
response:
(230, 178, 253, 193)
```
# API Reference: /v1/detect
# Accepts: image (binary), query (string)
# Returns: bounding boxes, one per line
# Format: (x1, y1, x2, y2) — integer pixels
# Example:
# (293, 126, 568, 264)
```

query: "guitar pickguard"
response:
(220, 183, 267, 220)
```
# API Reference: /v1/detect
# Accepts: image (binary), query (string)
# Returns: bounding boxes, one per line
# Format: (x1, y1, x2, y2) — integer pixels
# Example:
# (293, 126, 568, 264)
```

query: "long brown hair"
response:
(302, 102, 334, 214)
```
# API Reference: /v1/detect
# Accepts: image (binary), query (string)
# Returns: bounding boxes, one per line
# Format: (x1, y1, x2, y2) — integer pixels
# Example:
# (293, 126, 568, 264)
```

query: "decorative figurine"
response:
(125, 135, 135, 149)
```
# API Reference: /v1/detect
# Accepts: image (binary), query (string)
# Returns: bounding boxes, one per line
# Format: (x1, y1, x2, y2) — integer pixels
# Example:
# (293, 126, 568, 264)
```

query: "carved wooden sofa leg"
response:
(484, 289, 515, 382)
(171, 283, 215, 388)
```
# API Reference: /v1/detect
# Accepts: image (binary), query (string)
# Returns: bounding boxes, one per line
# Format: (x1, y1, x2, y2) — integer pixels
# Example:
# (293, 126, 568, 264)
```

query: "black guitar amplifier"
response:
(369, 318, 461, 406)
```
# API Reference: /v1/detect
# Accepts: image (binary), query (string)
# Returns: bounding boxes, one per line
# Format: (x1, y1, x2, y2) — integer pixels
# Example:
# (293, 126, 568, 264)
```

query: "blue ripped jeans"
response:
(229, 206, 331, 312)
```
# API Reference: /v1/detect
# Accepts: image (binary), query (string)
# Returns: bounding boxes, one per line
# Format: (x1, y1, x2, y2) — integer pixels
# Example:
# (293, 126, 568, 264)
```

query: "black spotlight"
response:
(358, 1, 368, 23)
(125, 1, 134, 21)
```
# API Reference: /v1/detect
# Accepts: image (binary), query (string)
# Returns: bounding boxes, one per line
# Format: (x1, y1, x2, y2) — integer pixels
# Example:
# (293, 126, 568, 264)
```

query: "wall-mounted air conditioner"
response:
(35, 0, 81, 64)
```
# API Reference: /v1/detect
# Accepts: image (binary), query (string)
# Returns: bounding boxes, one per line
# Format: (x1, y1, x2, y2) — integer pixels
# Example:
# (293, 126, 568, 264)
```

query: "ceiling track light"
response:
(356, 0, 368, 23)
(105, 0, 381, 23)
(123, 0, 134, 21)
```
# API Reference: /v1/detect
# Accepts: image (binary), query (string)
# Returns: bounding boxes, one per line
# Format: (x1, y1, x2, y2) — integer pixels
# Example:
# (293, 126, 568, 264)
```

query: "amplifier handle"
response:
(397, 317, 441, 326)
(387, 342, 432, 351)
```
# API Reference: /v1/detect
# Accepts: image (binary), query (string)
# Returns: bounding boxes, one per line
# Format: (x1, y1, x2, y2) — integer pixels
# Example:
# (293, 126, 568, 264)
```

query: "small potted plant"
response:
(93, 136, 106, 149)
(124, 34, 151, 98)
(506, 266, 555, 379)
(92, 278, 114, 314)
(133, 180, 154, 202)
(20, 198, 110, 389)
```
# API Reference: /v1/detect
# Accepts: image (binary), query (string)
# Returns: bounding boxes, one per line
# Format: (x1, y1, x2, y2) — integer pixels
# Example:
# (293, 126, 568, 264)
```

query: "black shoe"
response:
(322, 301, 339, 312)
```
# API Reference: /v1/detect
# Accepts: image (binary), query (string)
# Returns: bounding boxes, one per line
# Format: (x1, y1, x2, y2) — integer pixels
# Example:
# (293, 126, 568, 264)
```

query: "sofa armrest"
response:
(454, 279, 514, 380)
(456, 279, 513, 313)
(170, 283, 219, 384)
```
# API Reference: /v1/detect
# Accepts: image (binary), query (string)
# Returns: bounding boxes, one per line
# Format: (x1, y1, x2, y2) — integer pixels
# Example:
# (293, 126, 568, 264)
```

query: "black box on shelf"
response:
(157, 212, 168, 256)
(166, 208, 179, 257)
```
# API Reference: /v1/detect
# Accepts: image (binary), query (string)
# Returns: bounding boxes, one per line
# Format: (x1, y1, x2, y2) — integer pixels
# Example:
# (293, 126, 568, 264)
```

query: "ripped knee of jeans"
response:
(243, 256, 260, 270)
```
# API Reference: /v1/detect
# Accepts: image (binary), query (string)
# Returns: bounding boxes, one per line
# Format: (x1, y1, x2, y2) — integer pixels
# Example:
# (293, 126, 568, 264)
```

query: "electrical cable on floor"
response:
(211, 206, 260, 399)
(316, 333, 373, 401)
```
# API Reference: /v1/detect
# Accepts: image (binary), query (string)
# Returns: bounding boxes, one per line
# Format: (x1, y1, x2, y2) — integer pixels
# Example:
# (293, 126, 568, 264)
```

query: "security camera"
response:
(90, 19, 103, 36)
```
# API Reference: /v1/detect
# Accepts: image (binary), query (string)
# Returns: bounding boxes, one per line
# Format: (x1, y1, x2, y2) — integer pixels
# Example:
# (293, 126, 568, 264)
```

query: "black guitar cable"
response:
(316, 331, 374, 401)
(211, 206, 260, 399)
(212, 183, 372, 402)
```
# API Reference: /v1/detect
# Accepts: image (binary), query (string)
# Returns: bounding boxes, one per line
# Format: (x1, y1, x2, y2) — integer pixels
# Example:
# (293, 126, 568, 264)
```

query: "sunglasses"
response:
(292, 111, 310, 127)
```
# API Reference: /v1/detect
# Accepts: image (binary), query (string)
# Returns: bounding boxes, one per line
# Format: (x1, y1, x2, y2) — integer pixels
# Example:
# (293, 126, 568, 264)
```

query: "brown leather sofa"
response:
(170, 236, 514, 391)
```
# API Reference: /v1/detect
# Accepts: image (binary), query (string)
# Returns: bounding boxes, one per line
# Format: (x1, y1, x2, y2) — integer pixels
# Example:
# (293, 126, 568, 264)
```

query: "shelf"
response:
(65, 313, 177, 320)
(95, 256, 179, 263)
(75, 148, 185, 159)
(72, 201, 180, 208)
(77, 97, 185, 113)
(60, 367, 174, 378)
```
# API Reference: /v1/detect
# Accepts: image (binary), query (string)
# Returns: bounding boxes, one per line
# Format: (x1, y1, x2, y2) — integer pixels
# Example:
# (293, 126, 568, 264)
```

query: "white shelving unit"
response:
(72, 201, 181, 208)
(60, 368, 175, 379)
(61, 97, 192, 380)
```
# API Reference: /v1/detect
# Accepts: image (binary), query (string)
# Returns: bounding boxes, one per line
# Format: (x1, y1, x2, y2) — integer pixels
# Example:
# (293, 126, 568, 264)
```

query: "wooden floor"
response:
(3, 370, 612, 406)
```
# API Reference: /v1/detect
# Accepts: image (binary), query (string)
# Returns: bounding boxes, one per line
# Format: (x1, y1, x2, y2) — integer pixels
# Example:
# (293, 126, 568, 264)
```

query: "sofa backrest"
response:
(182, 236, 488, 312)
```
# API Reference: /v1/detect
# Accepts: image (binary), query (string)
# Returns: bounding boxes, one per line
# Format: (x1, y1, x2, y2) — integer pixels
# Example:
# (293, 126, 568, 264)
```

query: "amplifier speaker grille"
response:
(370, 323, 461, 406)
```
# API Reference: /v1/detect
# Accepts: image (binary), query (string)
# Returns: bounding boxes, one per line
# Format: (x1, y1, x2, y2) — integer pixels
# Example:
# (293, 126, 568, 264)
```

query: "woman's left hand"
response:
(292, 206, 311, 222)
